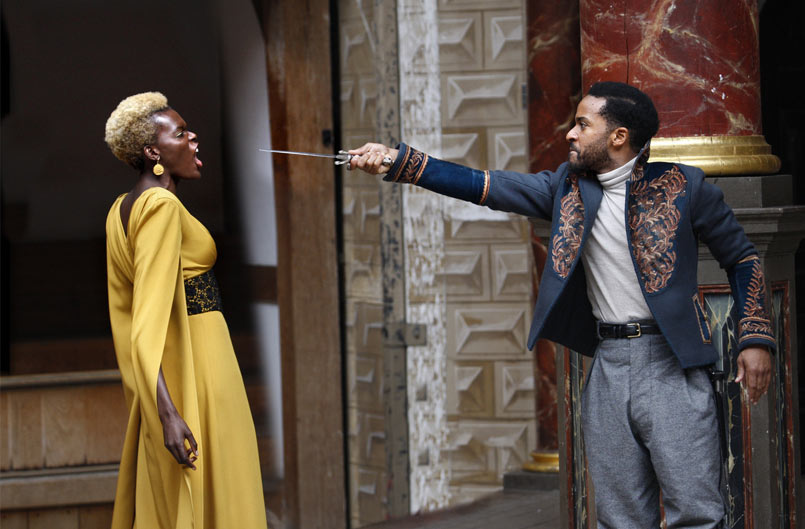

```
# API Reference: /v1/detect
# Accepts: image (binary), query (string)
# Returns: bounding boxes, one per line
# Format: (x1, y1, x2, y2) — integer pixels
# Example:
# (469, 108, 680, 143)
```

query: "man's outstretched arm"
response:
(349, 142, 561, 221)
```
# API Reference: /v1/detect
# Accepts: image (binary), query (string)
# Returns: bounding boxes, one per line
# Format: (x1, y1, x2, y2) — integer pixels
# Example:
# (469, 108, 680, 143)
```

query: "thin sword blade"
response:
(258, 148, 337, 159)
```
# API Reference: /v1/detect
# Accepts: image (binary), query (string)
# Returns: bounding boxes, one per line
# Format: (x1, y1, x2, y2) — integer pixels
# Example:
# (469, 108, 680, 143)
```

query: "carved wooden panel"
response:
(344, 243, 382, 300)
(483, 11, 524, 70)
(347, 354, 384, 412)
(441, 129, 485, 168)
(447, 360, 495, 416)
(439, 0, 521, 11)
(487, 128, 527, 172)
(445, 218, 526, 241)
(442, 245, 490, 300)
(342, 188, 381, 243)
(445, 420, 535, 482)
(340, 21, 374, 75)
(490, 244, 531, 300)
(447, 304, 530, 358)
(442, 72, 525, 127)
(495, 361, 536, 418)
(439, 13, 483, 71)
(349, 466, 388, 526)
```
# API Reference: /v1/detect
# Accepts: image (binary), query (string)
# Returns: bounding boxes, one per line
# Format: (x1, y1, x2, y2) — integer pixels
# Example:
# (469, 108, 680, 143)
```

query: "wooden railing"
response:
(0, 370, 127, 525)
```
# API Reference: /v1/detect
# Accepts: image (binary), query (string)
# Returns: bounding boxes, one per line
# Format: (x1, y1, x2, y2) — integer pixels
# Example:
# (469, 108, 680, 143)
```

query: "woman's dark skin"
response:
(119, 108, 203, 469)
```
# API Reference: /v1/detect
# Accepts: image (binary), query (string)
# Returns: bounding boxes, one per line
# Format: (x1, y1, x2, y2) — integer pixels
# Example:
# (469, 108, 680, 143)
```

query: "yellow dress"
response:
(106, 187, 267, 529)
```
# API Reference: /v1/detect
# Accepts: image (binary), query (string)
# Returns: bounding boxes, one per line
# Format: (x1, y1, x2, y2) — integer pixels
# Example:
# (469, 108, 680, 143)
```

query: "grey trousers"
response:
(581, 334, 724, 529)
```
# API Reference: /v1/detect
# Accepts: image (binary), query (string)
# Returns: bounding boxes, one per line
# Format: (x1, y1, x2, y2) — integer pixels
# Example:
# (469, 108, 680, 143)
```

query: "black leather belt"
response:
(596, 320, 661, 339)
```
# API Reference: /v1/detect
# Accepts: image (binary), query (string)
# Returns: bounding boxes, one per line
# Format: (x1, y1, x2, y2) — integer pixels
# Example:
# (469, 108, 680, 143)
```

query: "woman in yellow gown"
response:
(104, 92, 267, 529)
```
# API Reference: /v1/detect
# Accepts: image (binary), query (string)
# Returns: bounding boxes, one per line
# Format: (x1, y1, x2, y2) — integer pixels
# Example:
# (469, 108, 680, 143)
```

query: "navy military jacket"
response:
(386, 143, 775, 369)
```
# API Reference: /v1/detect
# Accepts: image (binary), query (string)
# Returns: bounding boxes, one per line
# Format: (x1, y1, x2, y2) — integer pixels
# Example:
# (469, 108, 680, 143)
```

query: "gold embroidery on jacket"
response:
(739, 257, 772, 343)
(398, 149, 427, 184)
(551, 176, 584, 278)
(628, 165, 686, 294)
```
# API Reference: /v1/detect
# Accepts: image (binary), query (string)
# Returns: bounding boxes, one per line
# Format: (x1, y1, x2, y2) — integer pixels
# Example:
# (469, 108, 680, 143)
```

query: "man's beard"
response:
(568, 136, 610, 174)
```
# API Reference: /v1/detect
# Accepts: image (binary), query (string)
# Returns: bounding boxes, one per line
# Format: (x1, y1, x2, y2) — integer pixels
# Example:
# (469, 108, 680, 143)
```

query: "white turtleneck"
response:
(581, 155, 653, 323)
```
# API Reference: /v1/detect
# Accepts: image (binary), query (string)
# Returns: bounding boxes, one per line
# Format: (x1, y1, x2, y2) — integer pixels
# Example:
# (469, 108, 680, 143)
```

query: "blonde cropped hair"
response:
(105, 92, 170, 171)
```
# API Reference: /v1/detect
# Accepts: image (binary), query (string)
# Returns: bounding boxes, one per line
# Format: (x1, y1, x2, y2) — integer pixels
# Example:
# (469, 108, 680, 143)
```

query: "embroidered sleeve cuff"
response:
(383, 143, 491, 206)
(384, 143, 429, 184)
(729, 255, 776, 353)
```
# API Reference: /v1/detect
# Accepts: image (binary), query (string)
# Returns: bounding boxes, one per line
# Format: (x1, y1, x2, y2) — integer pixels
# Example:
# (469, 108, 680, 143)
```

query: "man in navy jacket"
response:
(349, 82, 774, 528)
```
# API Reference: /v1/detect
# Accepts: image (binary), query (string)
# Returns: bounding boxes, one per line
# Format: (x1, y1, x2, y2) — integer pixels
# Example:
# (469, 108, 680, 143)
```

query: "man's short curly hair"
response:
(587, 82, 659, 151)
(104, 92, 170, 171)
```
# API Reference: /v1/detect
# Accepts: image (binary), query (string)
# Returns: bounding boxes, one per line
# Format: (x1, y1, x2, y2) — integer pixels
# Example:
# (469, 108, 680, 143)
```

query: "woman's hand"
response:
(160, 409, 199, 470)
(156, 367, 198, 469)
(348, 143, 398, 175)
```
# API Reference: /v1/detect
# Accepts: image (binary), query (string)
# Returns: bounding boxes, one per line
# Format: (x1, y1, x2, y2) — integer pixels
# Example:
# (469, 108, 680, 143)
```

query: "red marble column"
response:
(526, 0, 581, 466)
(579, 0, 779, 175)
(530, 234, 558, 452)
(581, 0, 760, 136)
(527, 0, 581, 171)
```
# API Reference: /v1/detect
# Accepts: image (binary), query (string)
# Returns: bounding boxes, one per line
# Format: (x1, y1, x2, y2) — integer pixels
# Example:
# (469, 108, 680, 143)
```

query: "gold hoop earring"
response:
(153, 156, 165, 176)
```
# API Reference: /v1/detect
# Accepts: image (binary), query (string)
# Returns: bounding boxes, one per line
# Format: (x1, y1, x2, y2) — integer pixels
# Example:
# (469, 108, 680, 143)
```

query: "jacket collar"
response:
(631, 141, 651, 182)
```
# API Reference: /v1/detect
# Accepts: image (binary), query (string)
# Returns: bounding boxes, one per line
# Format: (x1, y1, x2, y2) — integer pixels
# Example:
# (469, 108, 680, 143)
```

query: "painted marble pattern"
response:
(566, 350, 590, 529)
(770, 285, 795, 529)
(526, 0, 581, 172)
(690, 286, 791, 528)
(702, 290, 747, 529)
(580, 0, 762, 137)
(530, 233, 558, 450)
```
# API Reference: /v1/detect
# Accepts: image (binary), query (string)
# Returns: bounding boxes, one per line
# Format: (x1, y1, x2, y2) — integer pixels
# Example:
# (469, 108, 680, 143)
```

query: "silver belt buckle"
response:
(626, 322, 642, 338)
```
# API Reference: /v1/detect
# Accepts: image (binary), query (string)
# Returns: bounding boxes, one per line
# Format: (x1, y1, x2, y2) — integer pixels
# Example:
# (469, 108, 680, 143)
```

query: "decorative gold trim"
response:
(739, 333, 777, 345)
(479, 170, 490, 205)
(412, 154, 429, 185)
(648, 135, 781, 176)
(391, 146, 411, 182)
(523, 450, 559, 473)
(737, 254, 760, 265)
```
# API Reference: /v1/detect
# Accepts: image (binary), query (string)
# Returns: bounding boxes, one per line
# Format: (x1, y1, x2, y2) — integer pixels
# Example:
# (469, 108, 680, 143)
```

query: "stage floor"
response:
(365, 490, 561, 529)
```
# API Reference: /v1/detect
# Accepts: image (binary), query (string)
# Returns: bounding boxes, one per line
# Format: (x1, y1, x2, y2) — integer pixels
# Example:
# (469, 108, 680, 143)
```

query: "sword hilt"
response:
(337, 150, 392, 170)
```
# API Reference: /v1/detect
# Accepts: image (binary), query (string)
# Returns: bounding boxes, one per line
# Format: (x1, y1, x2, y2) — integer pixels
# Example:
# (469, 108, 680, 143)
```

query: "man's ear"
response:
(143, 144, 160, 162)
(610, 127, 629, 149)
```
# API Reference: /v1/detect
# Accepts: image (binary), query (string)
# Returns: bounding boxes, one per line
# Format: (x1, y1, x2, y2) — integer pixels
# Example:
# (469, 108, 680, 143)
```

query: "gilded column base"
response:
(648, 135, 781, 176)
(523, 450, 559, 473)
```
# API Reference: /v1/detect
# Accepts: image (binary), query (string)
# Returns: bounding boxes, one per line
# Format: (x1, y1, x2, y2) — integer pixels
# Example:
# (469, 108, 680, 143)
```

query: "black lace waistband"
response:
(184, 269, 223, 315)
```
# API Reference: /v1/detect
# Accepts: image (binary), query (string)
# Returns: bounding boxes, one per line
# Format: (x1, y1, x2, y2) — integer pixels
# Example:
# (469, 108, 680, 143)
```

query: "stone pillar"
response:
(580, 0, 779, 176)
(523, 0, 581, 480)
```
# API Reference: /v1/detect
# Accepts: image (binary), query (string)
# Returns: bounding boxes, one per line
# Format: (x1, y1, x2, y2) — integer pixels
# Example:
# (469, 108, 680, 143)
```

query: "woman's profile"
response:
(104, 92, 267, 528)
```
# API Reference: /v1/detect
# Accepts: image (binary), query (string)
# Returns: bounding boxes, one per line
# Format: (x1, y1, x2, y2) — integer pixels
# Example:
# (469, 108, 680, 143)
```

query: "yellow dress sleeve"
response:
(113, 190, 203, 529)
(128, 193, 184, 426)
